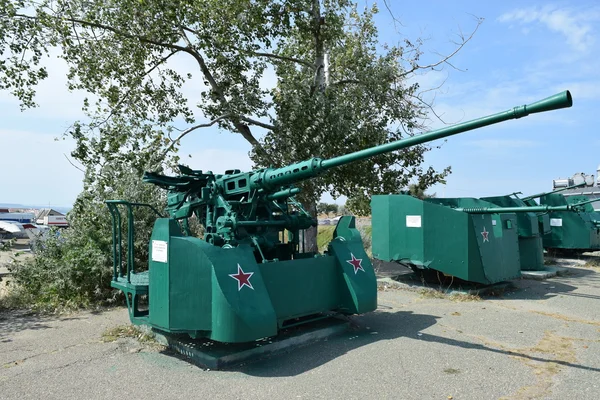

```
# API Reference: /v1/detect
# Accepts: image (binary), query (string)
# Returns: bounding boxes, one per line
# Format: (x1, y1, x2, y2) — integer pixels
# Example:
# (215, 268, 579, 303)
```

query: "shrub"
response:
(3, 162, 165, 312)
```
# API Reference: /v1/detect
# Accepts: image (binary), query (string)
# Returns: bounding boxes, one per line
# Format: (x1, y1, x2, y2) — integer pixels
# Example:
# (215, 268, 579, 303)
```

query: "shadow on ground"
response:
(0, 310, 54, 342)
(374, 257, 600, 302)
(0, 307, 114, 343)
(506, 265, 600, 301)
(193, 304, 600, 377)
(162, 309, 438, 376)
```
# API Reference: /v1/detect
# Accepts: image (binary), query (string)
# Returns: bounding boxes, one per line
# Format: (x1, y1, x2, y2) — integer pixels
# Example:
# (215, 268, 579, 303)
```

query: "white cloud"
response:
(499, 6, 598, 52)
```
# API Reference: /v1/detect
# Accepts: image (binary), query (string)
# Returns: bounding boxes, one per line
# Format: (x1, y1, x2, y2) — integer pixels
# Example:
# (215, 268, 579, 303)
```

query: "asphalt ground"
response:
(1, 256, 600, 400)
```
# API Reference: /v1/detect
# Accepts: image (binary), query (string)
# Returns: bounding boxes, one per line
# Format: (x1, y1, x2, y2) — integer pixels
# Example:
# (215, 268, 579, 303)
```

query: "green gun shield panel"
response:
(470, 214, 521, 283)
(148, 218, 278, 343)
(259, 256, 343, 322)
(480, 195, 544, 270)
(481, 195, 539, 237)
(372, 195, 473, 280)
(541, 194, 600, 250)
(371, 195, 521, 284)
(328, 237, 378, 314)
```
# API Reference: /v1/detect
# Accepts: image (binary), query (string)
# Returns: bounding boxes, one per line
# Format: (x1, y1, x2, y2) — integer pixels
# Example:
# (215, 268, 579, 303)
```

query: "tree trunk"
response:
(301, 200, 319, 253)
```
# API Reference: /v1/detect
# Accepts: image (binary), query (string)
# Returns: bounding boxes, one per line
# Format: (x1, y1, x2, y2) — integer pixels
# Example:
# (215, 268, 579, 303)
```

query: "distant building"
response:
(35, 208, 69, 227)
(553, 165, 600, 210)
(0, 211, 35, 223)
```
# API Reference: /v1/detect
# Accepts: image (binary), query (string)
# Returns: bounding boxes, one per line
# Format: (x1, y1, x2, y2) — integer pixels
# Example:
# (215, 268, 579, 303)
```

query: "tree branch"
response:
(400, 17, 483, 78)
(382, 0, 405, 31)
(239, 116, 275, 130)
(178, 28, 263, 149)
(13, 13, 190, 54)
(251, 51, 311, 67)
(90, 50, 180, 129)
(63, 153, 85, 173)
(13, 12, 268, 155)
(331, 79, 361, 86)
(159, 115, 230, 160)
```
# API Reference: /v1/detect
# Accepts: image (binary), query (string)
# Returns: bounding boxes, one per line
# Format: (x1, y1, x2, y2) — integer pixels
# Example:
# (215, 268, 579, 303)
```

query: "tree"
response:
(1, 0, 480, 252)
(317, 202, 339, 215)
(407, 183, 437, 199)
(7, 158, 165, 310)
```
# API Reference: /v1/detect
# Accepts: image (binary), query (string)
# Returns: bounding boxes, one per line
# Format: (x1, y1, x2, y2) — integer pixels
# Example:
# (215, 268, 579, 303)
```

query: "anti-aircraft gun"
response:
(536, 192, 600, 254)
(371, 195, 590, 285)
(477, 182, 589, 271)
(518, 181, 587, 206)
(505, 183, 600, 254)
(107, 91, 572, 343)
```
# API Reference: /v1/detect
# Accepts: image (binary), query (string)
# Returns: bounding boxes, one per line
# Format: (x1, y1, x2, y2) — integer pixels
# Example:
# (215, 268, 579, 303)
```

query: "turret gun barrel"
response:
(521, 181, 586, 201)
(251, 91, 572, 191)
(455, 199, 596, 214)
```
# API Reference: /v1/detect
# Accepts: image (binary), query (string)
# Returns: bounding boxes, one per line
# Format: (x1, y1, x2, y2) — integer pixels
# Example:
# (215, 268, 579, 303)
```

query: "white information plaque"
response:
(152, 240, 168, 263)
(406, 215, 422, 228)
(550, 218, 563, 227)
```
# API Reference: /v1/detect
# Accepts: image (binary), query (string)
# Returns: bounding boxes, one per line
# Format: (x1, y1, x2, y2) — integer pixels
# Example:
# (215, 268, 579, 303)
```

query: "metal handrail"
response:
(105, 201, 164, 284)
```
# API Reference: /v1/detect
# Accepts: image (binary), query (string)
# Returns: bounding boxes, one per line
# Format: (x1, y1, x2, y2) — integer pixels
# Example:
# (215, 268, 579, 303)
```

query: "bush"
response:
(3, 162, 165, 312)
(7, 228, 112, 310)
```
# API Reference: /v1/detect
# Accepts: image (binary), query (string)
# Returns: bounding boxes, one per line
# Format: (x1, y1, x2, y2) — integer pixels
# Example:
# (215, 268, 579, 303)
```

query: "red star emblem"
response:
(346, 253, 365, 274)
(481, 227, 490, 243)
(229, 264, 254, 291)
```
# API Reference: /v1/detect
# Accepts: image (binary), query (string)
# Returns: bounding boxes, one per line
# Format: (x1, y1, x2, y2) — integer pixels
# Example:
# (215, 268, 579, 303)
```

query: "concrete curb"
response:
(520, 266, 569, 280)
(141, 317, 351, 370)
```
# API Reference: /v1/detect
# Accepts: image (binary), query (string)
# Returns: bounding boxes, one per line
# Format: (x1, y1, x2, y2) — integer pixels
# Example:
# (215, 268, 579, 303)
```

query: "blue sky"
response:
(1, 1, 598, 207)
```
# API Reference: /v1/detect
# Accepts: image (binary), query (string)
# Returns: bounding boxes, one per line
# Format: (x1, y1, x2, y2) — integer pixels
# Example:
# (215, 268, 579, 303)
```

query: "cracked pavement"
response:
(1, 257, 600, 400)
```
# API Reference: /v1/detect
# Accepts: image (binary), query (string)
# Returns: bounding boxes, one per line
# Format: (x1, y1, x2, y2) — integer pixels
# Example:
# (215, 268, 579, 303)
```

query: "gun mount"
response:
(539, 192, 600, 254)
(107, 91, 573, 343)
(453, 199, 595, 214)
(143, 90, 573, 263)
(520, 181, 586, 203)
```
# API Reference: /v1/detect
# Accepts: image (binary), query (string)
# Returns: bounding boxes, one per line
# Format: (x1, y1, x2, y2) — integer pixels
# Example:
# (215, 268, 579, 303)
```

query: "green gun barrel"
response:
(455, 198, 596, 214)
(251, 90, 572, 190)
(521, 181, 586, 201)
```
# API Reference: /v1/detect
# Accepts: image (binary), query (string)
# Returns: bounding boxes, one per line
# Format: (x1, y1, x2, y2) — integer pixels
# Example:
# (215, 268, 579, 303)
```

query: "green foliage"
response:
(5, 161, 165, 311)
(316, 224, 371, 255)
(0, 237, 16, 251)
(317, 202, 339, 215)
(407, 183, 437, 199)
(357, 224, 372, 257)
(251, 3, 456, 215)
(338, 205, 352, 216)
(317, 225, 336, 253)
(7, 227, 110, 310)
(0, 1, 478, 304)
(1, 1, 474, 203)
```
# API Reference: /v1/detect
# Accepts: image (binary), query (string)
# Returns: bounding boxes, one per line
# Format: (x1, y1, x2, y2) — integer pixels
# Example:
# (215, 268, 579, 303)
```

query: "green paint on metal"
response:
(371, 195, 521, 285)
(481, 195, 545, 271)
(106, 90, 573, 343)
(521, 181, 586, 201)
(540, 193, 600, 252)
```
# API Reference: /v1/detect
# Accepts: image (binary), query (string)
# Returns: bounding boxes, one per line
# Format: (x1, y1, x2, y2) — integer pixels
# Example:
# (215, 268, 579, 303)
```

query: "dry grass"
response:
(101, 324, 160, 347)
(418, 288, 481, 302)
(583, 258, 600, 269)
(443, 368, 461, 374)
(503, 331, 577, 400)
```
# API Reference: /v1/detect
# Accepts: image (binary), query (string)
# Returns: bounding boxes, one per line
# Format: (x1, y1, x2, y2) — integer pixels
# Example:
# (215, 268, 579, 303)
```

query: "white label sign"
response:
(406, 215, 422, 228)
(152, 240, 168, 263)
(550, 218, 563, 227)
(492, 220, 497, 226)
